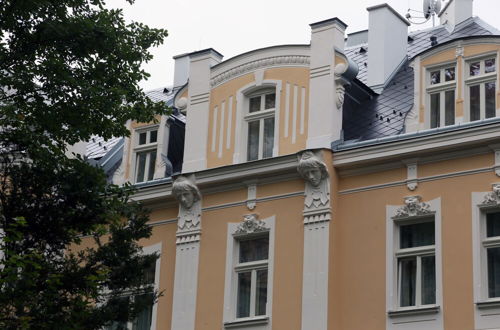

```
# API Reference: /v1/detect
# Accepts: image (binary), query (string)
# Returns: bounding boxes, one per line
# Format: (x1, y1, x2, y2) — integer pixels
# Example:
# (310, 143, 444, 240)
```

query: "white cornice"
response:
(334, 122, 500, 169)
(131, 154, 300, 204)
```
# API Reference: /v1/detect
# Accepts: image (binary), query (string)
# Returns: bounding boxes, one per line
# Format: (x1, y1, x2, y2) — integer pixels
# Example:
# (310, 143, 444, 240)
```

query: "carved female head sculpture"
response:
(172, 176, 201, 210)
(297, 151, 328, 187)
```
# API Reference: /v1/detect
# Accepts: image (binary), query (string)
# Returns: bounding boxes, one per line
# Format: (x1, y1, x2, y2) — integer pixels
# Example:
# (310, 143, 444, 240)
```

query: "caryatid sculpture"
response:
(297, 151, 330, 210)
(172, 176, 202, 232)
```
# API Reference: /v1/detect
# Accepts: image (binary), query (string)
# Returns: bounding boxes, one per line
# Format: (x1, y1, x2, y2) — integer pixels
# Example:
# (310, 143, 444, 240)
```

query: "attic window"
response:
(407, 36, 414, 43)
(359, 47, 367, 54)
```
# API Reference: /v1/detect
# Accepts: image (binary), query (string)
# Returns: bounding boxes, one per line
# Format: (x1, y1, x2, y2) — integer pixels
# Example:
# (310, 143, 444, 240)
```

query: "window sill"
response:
(476, 299, 500, 309)
(224, 316, 269, 328)
(388, 305, 440, 317)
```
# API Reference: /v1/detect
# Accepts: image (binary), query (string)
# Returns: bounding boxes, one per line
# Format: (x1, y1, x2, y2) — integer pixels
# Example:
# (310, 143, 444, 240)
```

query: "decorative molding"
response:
(298, 151, 330, 212)
(172, 176, 202, 243)
(234, 214, 268, 235)
(334, 63, 349, 110)
(394, 196, 432, 218)
(405, 162, 418, 191)
(480, 183, 500, 206)
(494, 148, 500, 177)
(455, 45, 464, 58)
(246, 182, 257, 210)
(210, 55, 310, 88)
(112, 161, 125, 186)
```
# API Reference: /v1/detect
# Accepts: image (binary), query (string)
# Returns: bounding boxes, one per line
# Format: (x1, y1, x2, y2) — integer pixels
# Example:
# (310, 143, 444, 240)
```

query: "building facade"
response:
(92, 0, 500, 329)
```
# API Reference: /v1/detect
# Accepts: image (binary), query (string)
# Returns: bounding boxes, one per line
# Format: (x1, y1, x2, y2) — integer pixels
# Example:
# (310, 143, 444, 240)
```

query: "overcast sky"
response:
(105, 0, 500, 91)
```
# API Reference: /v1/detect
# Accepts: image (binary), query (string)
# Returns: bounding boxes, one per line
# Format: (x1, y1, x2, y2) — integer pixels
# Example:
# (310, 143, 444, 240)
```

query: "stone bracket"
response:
(404, 159, 418, 191)
(245, 180, 257, 210)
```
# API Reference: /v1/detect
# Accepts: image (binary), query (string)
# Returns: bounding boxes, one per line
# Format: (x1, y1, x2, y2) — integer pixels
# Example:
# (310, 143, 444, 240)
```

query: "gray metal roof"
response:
(342, 17, 498, 142)
(85, 86, 179, 160)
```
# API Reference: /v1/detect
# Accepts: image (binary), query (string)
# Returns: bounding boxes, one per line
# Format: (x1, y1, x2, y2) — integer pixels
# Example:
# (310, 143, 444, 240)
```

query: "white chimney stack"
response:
(367, 4, 410, 93)
(439, 0, 473, 32)
(172, 53, 190, 88)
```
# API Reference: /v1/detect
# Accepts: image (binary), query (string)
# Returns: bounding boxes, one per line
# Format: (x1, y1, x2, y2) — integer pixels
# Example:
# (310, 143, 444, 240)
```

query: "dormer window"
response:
(466, 57, 497, 122)
(245, 89, 275, 161)
(427, 65, 456, 128)
(134, 127, 158, 183)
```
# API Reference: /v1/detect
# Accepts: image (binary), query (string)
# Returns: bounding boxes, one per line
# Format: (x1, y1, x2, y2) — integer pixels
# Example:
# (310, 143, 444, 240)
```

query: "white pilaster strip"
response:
(211, 106, 218, 153)
(226, 96, 233, 150)
(171, 241, 200, 330)
(300, 87, 306, 135)
(219, 102, 225, 158)
(292, 84, 298, 144)
(285, 83, 290, 138)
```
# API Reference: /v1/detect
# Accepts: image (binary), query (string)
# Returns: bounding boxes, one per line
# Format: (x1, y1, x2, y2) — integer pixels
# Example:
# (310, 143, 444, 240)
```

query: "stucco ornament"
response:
(298, 151, 330, 209)
(172, 176, 202, 233)
(334, 63, 348, 110)
(234, 214, 268, 235)
(395, 196, 432, 218)
(481, 183, 500, 206)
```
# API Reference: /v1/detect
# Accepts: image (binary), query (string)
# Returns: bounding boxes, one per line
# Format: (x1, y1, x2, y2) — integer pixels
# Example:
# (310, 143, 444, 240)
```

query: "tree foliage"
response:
(0, 0, 168, 328)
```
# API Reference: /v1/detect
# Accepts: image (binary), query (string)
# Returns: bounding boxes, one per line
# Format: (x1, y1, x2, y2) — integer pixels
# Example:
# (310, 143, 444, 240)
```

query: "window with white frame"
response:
(223, 216, 274, 329)
(466, 57, 497, 122)
(234, 235, 269, 319)
(396, 219, 436, 308)
(427, 65, 456, 128)
(105, 244, 161, 330)
(245, 89, 275, 161)
(134, 127, 158, 183)
(481, 211, 500, 299)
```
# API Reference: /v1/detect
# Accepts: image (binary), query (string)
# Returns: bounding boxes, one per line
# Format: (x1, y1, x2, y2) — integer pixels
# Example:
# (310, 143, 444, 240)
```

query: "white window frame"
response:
(223, 216, 275, 330)
(105, 242, 162, 330)
(426, 64, 457, 128)
(386, 197, 443, 329)
(233, 81, 281, 164)
(245, 88, 276, 161)
(464, 54, 498, 122)
(132, 125, 159, 184)
(472, 191, 500, 329)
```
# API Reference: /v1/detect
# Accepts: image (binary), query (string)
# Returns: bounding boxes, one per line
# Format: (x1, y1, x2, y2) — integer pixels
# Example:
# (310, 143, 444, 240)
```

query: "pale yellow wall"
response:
(206, 67, 310, 169)
(194, 188, 305, 330)
(333, 152, 500, 329)
(419, 43, 500, 124)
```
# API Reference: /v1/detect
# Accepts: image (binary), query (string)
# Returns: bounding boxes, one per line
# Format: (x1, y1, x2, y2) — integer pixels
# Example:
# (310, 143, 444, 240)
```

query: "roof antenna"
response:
(406, 0, 444, 27)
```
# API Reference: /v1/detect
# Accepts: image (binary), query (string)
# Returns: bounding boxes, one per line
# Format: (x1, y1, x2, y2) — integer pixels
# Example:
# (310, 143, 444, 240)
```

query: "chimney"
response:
(182, 48, 223, 172)
(367, 4, 409, 93)
(439, 0, 473, 32)
(306, 17, 347, 149)
(173, 53, 190, 88)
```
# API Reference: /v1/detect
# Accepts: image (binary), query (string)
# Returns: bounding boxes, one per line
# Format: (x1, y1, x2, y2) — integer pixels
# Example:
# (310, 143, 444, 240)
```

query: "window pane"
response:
(237, 272, 252, 318)
(247, 121, 260, 161)
(470, 62, 481, 76)
(136, 152, 147, 183)
(249, 96, 261, 113)
(400, 257, 416, 307)
(430, 93, 440, 128)
(132, 293, 154, 330)
(486, 82, 496, 119)
(149, 130, 157, 143)
(485, 58, 496, 74)
(143, 262, 156, 285)
(470, 85, 480, 121)
(147, 151, 156, 181)
(421, 255, 436, 305)
(445, 67, 455, 81)
(139, 132, 147, 145)
(400, 221, 435, 248)
(263, 117, 274, 159)
(255, 269, 268, 316)
(487, 212, 500, 237)
(265, 93, 276, 109)
(445, 90, 455, 126)
(430, 71, 440, 84)
(488, 247, 500, 298)
(239, 236, 269, 263)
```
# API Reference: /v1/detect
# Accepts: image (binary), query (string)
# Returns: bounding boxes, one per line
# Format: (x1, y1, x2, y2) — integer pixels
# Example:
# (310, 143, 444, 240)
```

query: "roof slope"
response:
(342, 17, 498, 142)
